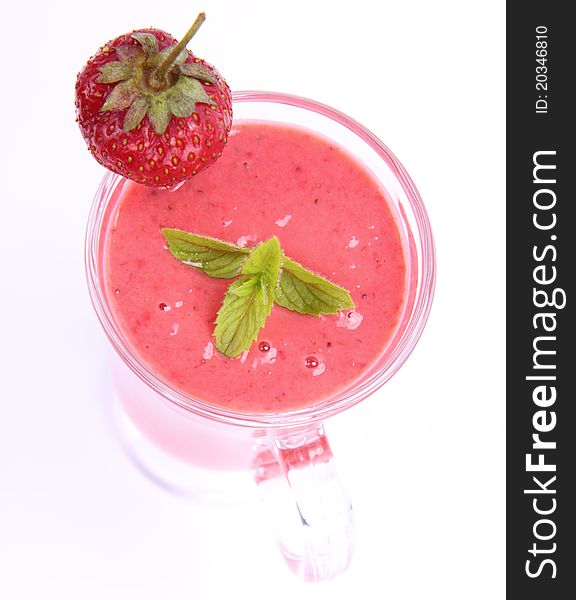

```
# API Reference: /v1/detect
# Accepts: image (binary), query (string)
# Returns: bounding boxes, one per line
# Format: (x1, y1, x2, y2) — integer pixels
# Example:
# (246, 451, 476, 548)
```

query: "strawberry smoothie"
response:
(103, 120, 407, 413)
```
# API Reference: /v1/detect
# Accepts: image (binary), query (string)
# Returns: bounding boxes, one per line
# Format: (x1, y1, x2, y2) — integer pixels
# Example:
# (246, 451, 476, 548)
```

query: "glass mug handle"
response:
(253, 425, 353, 581)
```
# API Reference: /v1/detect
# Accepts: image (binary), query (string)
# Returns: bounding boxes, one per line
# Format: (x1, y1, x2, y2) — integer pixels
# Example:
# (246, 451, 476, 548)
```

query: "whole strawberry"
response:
(75, 13, 232, 187)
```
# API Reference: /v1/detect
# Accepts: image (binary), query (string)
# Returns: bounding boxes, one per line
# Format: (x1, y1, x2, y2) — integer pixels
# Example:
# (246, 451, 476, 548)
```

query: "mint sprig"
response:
(161, 229, 355, 357)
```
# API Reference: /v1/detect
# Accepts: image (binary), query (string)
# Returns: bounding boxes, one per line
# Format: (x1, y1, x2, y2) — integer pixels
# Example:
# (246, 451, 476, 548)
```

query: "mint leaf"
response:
(162, 229, 250, 279)
(275, 256, 354, 316)
(213, 276, 268, 358)
(241, 236, 282, 280)
(214, 238, 282, 357)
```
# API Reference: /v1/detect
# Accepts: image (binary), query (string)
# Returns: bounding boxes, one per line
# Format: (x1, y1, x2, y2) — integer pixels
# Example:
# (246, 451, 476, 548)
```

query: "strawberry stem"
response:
(155, 13, 206, 82)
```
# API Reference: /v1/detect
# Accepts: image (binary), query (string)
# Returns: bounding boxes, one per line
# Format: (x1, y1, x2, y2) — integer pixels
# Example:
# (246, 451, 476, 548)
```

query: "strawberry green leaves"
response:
(124, 96, 151, 132)
(275, 257, 354, 316)
(101, 79, 139, 112)
(97, 29, 218, 135)
(97, 61, 133, 84)
(179, 62, 218, 83)
(131, 32, 159, 57)
(214, 238, 282, 357)
(161, 230, 355, 357)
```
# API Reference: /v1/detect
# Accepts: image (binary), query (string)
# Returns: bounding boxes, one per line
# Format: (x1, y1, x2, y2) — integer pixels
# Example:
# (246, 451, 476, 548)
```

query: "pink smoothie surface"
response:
(103, 121, 407, 413)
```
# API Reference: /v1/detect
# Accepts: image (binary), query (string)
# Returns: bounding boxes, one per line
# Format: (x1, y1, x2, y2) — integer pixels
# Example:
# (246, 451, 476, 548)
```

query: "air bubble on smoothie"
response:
(223, 220, 233, 227)
(336, 309, 363, 331)
(202, 341, 214, 360)
(169, 323, 179, 336)
(251, 347, 277, 369)
(305, 356, 319, 369)
(236, 234, 257, 248)
(275, 214, 292, 227)
(259, 341, 271, 352)
(347, 236, 359, 248)
(159, 302, 171, 311)
(175, 301, 184, 308)
(349, 264, 356, 270)
(114, 288, 120, 295)
(368, 224, 375, 230)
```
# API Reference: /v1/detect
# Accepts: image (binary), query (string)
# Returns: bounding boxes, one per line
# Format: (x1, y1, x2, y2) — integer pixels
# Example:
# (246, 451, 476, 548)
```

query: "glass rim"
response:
(85, 90, 436, 429)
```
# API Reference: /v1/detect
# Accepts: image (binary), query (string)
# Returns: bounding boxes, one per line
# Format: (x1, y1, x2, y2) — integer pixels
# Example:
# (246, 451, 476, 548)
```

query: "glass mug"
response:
(85, 91, 436, 581)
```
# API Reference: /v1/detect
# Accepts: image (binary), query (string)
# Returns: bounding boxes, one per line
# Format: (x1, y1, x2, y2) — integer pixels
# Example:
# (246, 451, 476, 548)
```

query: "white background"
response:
(0, 1, 505, 598)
